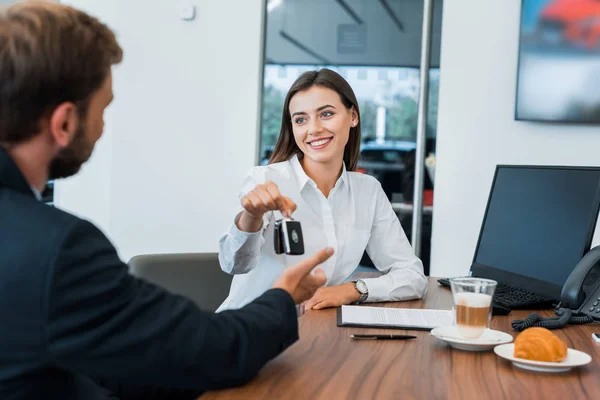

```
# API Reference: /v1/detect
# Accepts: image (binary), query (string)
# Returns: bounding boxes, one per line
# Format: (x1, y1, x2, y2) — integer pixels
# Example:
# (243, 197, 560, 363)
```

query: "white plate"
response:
(430, 326, 513, 351)
(494, 343, 592, 373)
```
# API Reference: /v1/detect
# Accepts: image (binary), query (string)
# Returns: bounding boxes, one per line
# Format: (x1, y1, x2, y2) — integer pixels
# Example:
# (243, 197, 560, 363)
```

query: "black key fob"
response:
(274, 218, 304, 255)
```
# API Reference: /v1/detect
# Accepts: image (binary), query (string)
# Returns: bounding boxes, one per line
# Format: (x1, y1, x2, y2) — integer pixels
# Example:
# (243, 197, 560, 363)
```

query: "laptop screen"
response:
(471, 165, 600, 300)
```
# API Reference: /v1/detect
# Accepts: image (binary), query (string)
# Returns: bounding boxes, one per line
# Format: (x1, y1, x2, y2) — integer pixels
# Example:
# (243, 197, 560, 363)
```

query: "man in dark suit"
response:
(0, 2, 332, 399)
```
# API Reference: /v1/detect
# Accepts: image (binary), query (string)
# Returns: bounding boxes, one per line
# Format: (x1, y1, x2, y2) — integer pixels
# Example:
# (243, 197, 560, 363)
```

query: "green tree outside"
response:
(261, 85, 286, 148)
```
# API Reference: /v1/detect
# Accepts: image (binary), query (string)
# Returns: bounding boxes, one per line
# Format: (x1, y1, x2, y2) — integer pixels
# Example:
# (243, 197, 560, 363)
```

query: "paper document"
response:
(340, 305, 454, 330)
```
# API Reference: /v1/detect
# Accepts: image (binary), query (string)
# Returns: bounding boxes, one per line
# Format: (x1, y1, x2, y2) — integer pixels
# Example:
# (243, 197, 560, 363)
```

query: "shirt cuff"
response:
(360, 277, 389, 303)
(228, 218, 264, 250)
(360, 269, 428, 303)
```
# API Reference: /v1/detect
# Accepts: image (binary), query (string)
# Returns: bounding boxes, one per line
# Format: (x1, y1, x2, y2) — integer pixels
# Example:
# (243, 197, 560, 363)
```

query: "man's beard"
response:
(48, 124, 94, 180)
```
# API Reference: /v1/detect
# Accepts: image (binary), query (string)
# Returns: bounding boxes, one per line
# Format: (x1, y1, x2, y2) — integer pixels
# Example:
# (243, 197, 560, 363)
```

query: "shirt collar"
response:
(289, 153, 348, 192)
(30, 185, 42, 201)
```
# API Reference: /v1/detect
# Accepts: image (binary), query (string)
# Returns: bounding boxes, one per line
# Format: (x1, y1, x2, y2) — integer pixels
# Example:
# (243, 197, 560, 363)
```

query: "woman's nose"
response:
(308, 119, 323, 135)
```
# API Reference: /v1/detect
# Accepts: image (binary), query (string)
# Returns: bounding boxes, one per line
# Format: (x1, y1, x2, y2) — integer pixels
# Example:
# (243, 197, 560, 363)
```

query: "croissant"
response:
(513, 327, 568, 362)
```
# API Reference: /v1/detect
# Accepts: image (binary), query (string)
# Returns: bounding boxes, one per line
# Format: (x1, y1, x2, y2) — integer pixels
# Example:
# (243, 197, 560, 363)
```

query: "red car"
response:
(539, 0, 600, 50)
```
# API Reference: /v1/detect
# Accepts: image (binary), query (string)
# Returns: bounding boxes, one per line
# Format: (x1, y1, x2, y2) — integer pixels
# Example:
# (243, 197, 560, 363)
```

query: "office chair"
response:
(128, 252, 233, 312)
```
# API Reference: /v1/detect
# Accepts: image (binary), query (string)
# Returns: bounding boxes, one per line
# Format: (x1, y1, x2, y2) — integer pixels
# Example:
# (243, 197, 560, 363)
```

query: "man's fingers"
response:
(289, 248, 334, 279)
(298, 302, 306, 316)
(304, 298, 317, 310)
(308, 268, 327, 287)
(299, 270, 327, 304)
(312, 267, 326, 279)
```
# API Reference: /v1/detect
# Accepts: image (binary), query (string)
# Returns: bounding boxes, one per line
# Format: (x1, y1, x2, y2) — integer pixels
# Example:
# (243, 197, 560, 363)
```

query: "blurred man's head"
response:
(0, 1, 122, 179)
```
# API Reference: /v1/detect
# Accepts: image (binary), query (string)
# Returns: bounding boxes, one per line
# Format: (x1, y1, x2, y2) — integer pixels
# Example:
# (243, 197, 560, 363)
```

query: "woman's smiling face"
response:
(289, 85, 358, 167)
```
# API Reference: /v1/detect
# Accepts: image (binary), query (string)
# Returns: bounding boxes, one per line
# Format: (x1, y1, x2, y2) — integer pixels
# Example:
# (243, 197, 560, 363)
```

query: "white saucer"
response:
(494, 343, 592, 373)
(430, 326, 513, 351)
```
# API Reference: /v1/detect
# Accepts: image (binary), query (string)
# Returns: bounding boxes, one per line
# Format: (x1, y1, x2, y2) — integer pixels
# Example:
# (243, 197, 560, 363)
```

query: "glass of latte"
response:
(449, 277, 497, 339)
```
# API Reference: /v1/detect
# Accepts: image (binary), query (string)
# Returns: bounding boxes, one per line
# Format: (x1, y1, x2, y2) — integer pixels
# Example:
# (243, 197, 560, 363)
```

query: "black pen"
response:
(350, 334, 417, 340)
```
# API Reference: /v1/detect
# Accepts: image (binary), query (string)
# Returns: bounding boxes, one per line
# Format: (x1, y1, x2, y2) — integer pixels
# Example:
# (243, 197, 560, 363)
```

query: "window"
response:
(259, 0, 443, 274)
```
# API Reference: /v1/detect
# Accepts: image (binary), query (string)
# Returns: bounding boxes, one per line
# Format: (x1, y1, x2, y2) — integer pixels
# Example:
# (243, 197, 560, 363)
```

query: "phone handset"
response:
(513, 245, 600, 331)
(560, 245, 600, 311)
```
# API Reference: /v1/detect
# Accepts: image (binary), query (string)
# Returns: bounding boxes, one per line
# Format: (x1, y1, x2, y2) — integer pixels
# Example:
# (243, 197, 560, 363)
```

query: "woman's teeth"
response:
(309, 138, 331, 147)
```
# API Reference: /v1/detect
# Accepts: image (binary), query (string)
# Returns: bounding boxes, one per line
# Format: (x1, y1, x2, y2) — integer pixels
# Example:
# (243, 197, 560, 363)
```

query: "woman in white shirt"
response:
(218, 68, 427, 312)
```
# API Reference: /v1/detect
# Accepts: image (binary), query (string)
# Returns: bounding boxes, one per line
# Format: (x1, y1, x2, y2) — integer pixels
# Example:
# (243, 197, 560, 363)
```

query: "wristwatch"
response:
(353, 280, 369, 303)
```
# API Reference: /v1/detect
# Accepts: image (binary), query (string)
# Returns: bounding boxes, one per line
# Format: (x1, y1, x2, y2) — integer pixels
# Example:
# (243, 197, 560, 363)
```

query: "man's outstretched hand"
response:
(272, 247, 332, 304)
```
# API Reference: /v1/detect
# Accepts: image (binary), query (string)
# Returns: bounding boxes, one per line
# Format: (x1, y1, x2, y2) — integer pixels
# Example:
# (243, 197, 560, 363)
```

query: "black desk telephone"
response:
(506, 245, 600, 331)
(513, 245, 600, 331)
(560, 245, 600, 320)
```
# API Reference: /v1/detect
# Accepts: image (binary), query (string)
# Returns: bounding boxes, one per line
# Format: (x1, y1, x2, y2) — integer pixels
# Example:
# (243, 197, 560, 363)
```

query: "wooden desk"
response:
(201, 277, 600, 399)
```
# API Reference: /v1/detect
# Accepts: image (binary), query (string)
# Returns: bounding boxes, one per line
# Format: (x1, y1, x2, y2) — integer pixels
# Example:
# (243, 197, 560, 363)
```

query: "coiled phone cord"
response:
(511, 306, 594, 332)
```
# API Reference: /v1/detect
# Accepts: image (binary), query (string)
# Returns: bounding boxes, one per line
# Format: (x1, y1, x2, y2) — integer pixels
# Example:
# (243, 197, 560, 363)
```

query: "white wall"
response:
(431, 0, 600, 278)
(55, 0, 264, 261)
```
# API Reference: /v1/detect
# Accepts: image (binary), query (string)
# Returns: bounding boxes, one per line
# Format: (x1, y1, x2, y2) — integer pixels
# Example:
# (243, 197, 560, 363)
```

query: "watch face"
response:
(356, 280, 368, 294)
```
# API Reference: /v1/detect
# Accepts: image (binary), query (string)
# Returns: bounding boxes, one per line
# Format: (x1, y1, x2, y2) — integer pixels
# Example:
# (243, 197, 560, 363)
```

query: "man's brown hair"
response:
(0, 1, 123, 145)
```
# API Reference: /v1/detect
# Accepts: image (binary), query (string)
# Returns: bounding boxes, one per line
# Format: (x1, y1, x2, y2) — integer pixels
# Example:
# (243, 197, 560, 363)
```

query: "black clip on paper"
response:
(274, 217, 304, 255)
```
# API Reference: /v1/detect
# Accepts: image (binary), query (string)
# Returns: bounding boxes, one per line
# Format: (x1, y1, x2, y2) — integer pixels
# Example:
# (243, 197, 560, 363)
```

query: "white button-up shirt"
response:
(217, 154, 427, 311)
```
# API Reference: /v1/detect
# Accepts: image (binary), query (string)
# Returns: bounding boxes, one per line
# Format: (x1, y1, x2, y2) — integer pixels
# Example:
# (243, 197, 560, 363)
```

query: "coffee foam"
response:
(454, 292, 492, 308)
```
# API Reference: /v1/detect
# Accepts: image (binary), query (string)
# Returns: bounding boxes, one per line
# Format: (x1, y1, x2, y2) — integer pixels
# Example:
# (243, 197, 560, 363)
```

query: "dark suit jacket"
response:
(0, 148, 298, 399)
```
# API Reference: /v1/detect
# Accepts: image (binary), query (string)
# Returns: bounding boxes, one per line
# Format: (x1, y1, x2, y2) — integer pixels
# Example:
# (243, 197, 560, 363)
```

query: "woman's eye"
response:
(294, 117, 306, 124)
(321, 111, 334, 118)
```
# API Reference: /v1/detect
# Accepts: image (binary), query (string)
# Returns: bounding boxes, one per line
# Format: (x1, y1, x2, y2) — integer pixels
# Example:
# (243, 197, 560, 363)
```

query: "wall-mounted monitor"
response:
(516, 0, 600, 123)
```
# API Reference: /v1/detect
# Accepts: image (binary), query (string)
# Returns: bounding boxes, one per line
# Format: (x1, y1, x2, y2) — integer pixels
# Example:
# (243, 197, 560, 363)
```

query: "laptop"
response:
(440, 165, 600, 311)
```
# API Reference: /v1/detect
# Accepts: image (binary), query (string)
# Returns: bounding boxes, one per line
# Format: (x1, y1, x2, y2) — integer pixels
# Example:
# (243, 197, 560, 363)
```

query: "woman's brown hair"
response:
(268, 68, 361, 171)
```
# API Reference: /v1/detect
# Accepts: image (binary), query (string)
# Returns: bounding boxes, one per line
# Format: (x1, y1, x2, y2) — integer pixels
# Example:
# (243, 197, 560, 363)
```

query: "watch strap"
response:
(353, 280, 368, 303)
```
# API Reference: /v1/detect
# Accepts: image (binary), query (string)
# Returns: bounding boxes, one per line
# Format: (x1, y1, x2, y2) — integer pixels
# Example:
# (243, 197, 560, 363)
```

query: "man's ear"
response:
(48, 102, 78, 148)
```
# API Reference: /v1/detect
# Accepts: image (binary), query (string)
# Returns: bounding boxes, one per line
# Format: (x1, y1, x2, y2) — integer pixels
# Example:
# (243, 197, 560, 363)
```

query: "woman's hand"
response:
(303, 282, 361, 311)
(237, 181, 297, 232)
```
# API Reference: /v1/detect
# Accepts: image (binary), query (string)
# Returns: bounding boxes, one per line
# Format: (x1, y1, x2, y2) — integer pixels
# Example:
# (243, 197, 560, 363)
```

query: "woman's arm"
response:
(218, 211, 270, 275)
(218, 169, 296, 275)
(361, 183, 428, 302)
(218, 168, 270, 275)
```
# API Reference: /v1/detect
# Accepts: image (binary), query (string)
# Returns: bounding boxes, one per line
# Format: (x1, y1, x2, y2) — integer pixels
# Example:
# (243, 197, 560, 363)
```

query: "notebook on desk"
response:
(337, 305, 454, 331)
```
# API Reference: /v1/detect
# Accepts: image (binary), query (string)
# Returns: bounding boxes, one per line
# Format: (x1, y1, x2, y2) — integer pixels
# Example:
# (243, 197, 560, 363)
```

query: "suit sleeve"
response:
(44, 219, 298, 393)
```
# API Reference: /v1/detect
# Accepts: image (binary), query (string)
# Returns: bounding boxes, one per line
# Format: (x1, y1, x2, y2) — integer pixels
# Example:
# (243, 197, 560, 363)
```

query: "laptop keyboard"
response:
(437, 278, 553, 310)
